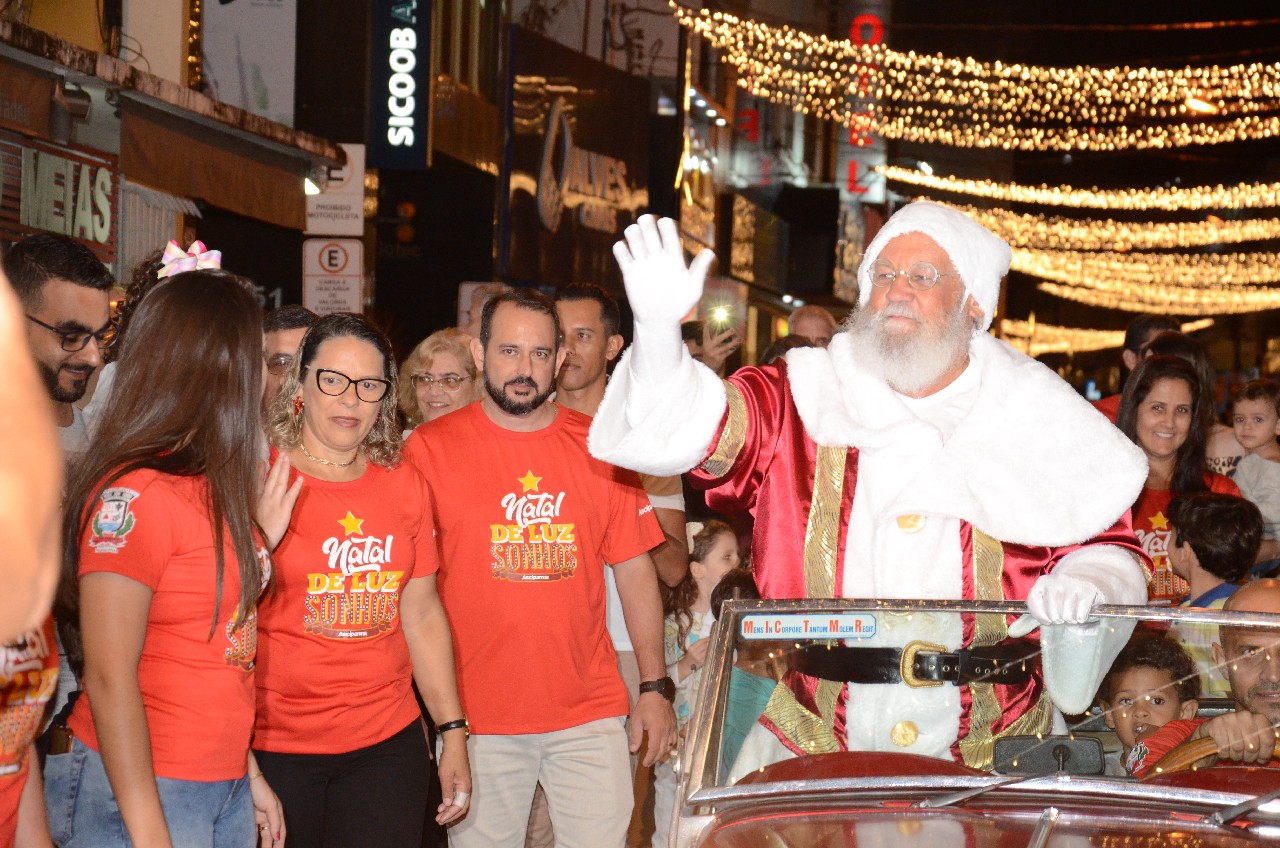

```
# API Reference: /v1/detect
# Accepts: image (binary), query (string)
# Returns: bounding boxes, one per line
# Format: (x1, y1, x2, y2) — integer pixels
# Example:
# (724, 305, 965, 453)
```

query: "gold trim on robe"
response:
(959, 528, 1052, 770)
(700, 381, 748, 478)
(762, 445, 846, 751)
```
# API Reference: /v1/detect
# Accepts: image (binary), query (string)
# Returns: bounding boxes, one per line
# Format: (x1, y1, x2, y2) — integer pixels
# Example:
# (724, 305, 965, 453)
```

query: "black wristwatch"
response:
(639, 676, 676, 702)
(437, 718, 470, 737)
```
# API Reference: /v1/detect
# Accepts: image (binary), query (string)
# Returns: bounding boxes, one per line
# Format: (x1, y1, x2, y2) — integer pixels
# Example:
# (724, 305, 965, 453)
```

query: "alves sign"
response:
(368, 0, 431, 170)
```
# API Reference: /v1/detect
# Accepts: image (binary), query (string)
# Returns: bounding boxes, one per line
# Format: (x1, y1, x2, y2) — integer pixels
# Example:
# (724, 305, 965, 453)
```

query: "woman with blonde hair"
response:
(397, 328, 481, 429)
(256, 312, 470, 847)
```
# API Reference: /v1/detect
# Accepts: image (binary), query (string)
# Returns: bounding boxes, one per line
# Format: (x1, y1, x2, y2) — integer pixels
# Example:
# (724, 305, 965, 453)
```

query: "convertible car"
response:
(665, 599, 1280, 847)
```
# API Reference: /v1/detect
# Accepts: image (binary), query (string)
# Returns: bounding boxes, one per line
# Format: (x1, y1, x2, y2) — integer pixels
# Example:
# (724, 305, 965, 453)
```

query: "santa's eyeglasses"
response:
(866, 260, 959, 291)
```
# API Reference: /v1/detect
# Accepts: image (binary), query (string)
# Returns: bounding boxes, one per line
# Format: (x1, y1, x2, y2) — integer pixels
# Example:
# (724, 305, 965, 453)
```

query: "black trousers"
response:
(255, 720, 430, 848)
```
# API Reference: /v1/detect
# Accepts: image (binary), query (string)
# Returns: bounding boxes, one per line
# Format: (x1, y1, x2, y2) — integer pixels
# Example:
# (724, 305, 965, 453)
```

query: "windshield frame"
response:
(680, 598, 1280, 818)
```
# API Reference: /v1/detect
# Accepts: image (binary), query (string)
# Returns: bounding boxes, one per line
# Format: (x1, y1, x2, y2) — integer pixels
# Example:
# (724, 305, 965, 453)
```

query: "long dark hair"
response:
(59, 269, 267, 670)
(1117, 354, 1210, 496)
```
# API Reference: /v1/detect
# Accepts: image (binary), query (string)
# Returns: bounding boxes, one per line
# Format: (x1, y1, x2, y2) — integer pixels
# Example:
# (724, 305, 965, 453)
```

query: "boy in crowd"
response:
(1098, 636, 1200, 776)
(1232, 379, 1280, 574)
(1166, 492, 1263, 696)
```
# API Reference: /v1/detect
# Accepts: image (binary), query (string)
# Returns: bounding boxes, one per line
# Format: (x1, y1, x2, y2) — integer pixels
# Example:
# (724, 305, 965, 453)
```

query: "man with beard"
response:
(589, 202, 1151, 771)
(1128, 579, 1280, 777)
(402, 288, 676, 848)
(0, 236, 109, 844)
(3, 233, 114, 466)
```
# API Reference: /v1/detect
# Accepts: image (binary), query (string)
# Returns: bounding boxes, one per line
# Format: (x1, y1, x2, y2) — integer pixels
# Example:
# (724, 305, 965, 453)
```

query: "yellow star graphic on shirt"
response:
(518, 470, 542, 492)
(337, 511, 364, 535)
(1149, 512, 1169, 531)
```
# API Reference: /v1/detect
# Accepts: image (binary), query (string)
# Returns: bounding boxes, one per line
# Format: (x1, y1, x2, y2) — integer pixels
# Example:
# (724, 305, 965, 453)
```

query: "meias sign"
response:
(19, 148, 113, 243)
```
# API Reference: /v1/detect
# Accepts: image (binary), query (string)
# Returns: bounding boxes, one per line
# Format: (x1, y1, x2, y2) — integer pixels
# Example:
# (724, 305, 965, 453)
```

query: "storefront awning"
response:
(0, 19, 344, 231)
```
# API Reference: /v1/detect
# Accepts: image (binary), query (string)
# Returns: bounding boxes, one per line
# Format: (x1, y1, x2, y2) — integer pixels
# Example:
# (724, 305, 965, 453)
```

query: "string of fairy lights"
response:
(1000, 318, 1214, 356)
(1036, 282, 1280, 315)
(670, 4, 1280, 324)
(882, 165, 1280, 313)
(952, 205, 1280, 250)
(877, 166, 1280, 211)
(671, 4, 1280, 151)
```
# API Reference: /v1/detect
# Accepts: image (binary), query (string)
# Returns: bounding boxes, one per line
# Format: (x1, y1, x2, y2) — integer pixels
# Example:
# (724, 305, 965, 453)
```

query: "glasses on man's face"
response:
(265, 353, 294, 376)
(312, 367, 391, 403)
(412, 373, 468, 392)
(27, 314, 118, 352)
(866, 260, 958, 291)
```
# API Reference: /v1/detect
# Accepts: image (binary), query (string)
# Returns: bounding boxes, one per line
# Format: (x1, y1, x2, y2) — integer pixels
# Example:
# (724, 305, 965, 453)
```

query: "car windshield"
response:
(674, 599, 1280, 845)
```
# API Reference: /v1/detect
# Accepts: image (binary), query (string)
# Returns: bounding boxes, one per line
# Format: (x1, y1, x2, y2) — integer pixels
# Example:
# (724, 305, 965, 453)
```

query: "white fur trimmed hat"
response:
(856, 201, 1012, 331)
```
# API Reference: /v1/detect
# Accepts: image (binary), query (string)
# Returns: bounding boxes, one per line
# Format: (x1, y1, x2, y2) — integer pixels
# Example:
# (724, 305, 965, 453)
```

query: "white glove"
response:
(613, 215, 716, 382)
(1025, 572, 1102, 626)
(1006, 546, 1146, 714)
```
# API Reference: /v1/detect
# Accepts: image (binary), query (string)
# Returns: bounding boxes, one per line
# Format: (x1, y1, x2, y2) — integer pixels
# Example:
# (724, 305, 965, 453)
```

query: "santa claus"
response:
(589, 202, 1151, 771)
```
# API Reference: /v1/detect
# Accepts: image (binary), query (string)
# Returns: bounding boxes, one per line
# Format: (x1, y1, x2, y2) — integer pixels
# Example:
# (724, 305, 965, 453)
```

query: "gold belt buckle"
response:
(900, 640, 947, 688)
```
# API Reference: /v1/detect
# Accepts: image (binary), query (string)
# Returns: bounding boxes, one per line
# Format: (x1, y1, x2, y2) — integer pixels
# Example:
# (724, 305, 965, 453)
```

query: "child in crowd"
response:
(1098, 635, 1200, 776)
(1165, 492, 1262, 696)
(1231, 379, 1280, 575)
(707, 570, 778, 779)
(653, 520, 742, 848)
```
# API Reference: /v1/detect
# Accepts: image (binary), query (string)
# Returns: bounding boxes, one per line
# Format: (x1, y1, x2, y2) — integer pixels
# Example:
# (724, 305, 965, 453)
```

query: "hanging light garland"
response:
(877, 166, 1280, 211)
(942, 203, 1280, 250)
(1000, 318, 1214, 355)
(673, 4, 1280, 151)
(1012, 247, 1280, 287)
(1035, 282, 1280, 315)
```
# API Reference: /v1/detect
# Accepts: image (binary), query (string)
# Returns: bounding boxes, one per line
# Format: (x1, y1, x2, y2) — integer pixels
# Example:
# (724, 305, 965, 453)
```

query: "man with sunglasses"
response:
(4, 233, 114, 465)
(590, 201, 1151, 772)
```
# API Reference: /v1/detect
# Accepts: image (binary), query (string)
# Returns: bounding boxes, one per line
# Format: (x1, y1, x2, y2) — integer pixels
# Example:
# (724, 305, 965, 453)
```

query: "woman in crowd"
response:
(48, 269, 287, 847)
(1142, 330, 1245, 477)
(1118, 355, 1239, 604)
(256, 313, 470, 848)
(396, 328, 481, 430)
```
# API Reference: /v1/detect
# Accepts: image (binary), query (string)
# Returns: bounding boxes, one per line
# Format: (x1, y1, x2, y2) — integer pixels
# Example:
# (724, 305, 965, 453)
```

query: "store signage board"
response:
(303, 238, 364, 315)
(306, 143, 365, 235)
(368, 0, 432, 170)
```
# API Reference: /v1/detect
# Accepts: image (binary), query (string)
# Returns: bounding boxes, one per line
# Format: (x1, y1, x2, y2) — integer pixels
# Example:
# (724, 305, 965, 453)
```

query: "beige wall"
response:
(122, 0, 188, 85)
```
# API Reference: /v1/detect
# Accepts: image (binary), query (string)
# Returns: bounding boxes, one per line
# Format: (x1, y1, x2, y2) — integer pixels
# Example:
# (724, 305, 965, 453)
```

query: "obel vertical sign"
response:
(369, 0, 431, 169)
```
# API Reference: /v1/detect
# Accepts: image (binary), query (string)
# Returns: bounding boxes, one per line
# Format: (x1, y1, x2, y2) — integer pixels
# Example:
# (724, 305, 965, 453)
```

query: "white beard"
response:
(844, 295, 975, 395)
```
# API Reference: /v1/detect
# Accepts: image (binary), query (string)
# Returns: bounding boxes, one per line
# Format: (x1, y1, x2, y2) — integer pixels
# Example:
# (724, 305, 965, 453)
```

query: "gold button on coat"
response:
(896, 514, 926, 533)
(891, 720, 919, 747)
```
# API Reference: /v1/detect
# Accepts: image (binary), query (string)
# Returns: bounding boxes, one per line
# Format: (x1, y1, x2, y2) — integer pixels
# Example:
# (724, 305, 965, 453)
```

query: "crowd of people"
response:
(0, 197, 1278, 848)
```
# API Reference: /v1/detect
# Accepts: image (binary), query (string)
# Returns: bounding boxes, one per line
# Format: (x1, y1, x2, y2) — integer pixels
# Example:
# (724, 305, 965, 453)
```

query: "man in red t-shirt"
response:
(403, 289, 676, 848)
(1129, 579, 1280, 778)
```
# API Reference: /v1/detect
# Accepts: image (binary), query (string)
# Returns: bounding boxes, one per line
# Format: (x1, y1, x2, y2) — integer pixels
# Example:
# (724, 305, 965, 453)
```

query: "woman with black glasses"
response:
(257, 313, 471, 848)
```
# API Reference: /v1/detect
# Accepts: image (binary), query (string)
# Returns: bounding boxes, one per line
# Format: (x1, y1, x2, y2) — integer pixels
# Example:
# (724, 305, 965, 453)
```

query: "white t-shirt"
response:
(605, 481, 685, 652)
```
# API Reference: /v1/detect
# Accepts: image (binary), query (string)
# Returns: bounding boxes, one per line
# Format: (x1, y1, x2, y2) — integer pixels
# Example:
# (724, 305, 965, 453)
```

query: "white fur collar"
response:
(785, 332, 1147, 547)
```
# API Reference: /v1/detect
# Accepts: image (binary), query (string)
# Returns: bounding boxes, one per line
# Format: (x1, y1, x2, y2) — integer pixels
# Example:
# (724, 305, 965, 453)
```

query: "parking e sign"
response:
(303, 238, 364, 315)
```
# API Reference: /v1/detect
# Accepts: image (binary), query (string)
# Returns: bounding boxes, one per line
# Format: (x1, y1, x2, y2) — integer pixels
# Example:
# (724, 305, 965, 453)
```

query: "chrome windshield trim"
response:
(686, 773, 1280, 821)
(680, 598, 1280, 807)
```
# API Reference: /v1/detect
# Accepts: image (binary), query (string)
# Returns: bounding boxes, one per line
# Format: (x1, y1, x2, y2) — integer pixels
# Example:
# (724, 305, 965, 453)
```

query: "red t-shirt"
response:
(68, 469, 262, 781)
(1128, 717, 1280, 778)
(254, 460, 439, 754)
(1132, 473, 1240, 604)
(403, 403, 664, 735)
(0, 616, 58, 847)
(1092, 393, 1121, 424)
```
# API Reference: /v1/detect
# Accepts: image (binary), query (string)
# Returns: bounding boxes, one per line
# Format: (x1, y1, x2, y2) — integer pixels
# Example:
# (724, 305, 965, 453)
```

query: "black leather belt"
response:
(793, 640, 1037, 688)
